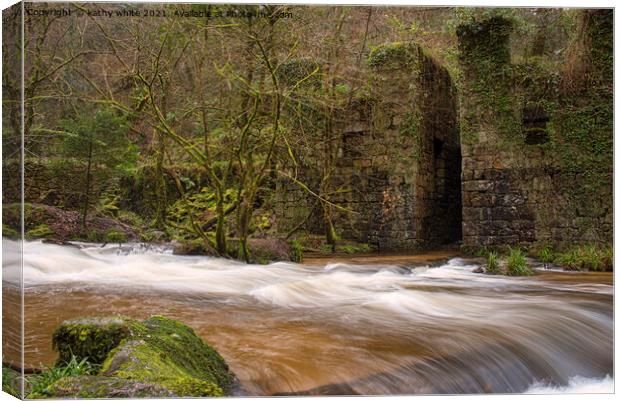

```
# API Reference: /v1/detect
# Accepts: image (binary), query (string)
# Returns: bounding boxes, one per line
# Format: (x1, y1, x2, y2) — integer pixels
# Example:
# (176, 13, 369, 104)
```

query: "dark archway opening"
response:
(418, 52, 463, 248)
(425, 137, 462, 246)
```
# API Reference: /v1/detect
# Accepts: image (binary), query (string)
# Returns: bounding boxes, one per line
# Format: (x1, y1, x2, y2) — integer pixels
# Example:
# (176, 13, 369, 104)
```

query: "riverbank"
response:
(3, 202, 613, 271)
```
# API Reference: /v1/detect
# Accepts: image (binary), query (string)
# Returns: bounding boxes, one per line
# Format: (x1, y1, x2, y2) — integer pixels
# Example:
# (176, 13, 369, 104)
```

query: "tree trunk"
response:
(237, 200, 251, 263)
(154, 132, 167, 230)
(81, 140, 93, 229)
(323, 203, 337, 252)
(214, 189, 227, 255)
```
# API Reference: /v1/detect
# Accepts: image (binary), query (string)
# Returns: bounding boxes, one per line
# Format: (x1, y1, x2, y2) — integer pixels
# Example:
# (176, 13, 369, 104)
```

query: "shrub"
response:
(340, 243, 372, 254)
(538, 246, 554, 265)
(554, 244, 613, 271)
(600, 246, 613, 271)
(486, 251, 499, 274)
(555, 248, 579, 270)
(140, 231, 155, 242)
(289, 240, 304, 263)
(579, 244, 603, 271)
(105, 229, 127, 244)
(26, 224, 54, 239)
(506, 248, 532, 276)
(85, 230, 105, 243)
(117, 210, 144, 228)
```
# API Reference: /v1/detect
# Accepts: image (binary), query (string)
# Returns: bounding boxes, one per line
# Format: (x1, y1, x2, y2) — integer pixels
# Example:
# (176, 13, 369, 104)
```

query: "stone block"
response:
(462, 180, 492, 192)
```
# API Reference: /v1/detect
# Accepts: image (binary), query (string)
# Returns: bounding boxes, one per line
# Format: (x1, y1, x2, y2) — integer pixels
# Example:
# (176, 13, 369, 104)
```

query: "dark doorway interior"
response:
(426, 137, 462, 245)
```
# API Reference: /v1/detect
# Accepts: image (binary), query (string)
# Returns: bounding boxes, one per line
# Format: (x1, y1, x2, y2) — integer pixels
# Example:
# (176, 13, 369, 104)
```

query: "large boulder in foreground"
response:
(37, 316, 235, 398)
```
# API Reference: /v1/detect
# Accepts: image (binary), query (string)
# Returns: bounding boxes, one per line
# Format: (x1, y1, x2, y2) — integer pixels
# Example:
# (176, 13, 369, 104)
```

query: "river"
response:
(1, 240, 613, 395)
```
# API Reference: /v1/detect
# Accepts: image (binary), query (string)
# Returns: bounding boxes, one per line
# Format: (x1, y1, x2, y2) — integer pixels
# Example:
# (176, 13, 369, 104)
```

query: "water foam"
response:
(3, 240, 613, 395)
(525, 375, 614, 394)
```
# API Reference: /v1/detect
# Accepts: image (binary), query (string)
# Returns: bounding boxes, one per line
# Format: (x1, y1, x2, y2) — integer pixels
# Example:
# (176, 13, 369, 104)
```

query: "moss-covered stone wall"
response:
(277, 11, 611, 252)
(457, 11, 612, 249)
(276, 44, 461, 251)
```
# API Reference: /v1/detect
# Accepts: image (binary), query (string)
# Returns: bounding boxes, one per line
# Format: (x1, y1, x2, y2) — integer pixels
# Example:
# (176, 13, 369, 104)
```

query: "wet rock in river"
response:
(472, 266, 485, 274)
(40, 316, 235, 398)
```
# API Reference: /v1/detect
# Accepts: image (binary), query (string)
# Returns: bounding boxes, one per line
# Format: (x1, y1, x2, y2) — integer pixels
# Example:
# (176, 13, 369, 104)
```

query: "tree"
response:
(59, 107, 137, 228)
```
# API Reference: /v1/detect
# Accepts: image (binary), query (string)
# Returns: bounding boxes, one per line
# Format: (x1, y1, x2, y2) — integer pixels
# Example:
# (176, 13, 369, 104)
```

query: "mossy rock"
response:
(2, 223, 19, 239)
(172, 238, 216, 256)
(3, 366, 22, 398)
(52, 316, 134, 366)
(26, 224, 55, 239)
(227, 238, 293, 263)
(44, 316, 235, 398)
(30, 376, 175, 398)
(174, 237, 294, 263)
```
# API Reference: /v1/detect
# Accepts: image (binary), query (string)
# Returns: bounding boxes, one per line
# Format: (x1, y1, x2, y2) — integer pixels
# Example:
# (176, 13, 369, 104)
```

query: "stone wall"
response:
(457, 12, 612, 249)
(276, 44, 461, 251)
(277, 11, 612, 252)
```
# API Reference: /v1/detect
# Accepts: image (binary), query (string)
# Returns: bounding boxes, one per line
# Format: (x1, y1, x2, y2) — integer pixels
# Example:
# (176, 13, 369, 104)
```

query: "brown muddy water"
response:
(2, 240, 614, 395)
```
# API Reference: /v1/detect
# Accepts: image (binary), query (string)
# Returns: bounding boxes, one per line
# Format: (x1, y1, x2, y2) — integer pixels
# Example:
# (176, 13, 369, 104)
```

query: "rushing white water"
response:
(526, 375, 614, 394)
(2, 240, 614, 395)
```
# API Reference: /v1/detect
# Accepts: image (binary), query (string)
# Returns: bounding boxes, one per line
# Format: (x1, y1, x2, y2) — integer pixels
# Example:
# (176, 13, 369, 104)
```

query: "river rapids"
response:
(1, 240, 613, 395)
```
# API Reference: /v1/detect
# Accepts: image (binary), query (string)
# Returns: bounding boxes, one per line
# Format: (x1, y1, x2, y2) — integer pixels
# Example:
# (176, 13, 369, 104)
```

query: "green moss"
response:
(32, 376, 174, 399)
(367, 42, 417, 67)
(400, 112, 423, 161)
(102, 316, 234, 396)
(105, 229, 127, 243)
(83, 230, 106, 243)
(3, 366, 21, 398)
(2, 224, 19, 239)
(117, 210, 144, 229)
(173, 238, 215, 256)
(277, 58, 322, 89)
(3, 203, 48, 233)
(52, 316, 134, 367)
(26, 224, 54, 239)
(457, 17, 513, 66)
(340, 243, 372, 254)
(43, 316, 235, 398)
(458, 13, 611, 248)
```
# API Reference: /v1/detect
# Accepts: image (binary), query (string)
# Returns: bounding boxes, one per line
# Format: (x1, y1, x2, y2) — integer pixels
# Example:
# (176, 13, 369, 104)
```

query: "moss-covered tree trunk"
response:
(154, 132, 168, 230)
(81, 140, 93, 229)
(214, 190, 227, 256)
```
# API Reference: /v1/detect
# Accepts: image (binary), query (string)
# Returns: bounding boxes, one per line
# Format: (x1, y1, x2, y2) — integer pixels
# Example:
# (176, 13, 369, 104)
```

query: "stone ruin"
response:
(276, 11, 612, 252)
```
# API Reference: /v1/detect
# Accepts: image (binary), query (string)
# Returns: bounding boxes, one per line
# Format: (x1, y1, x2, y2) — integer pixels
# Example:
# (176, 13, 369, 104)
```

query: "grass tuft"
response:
(506, 248, 532, 276)
(486, 251, 499, 274)
(27, 355, 94, 396)
(554, 244, 612, 271)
